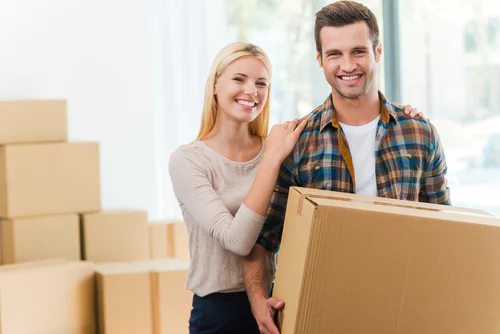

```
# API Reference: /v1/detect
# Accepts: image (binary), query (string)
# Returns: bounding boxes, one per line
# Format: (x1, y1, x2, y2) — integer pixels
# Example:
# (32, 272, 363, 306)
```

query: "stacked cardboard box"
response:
(149, 221, 169, 259)
(0, 100, 192, 333)
(0, 100, 100, 265)
(167, 220, 190, 261)
(81, 210, 150, 262)
(0, 259, 96, 333)
(0, 100, 67, 144)
(274, 187, 500, 334)
(1, 214, 80, 264)
(95, 259, 192, 334)
(149, 220, 190, 261)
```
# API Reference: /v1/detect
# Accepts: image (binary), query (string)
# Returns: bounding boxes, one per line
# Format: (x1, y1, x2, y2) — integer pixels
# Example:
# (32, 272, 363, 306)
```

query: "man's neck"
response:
(332, 89, 381, 126)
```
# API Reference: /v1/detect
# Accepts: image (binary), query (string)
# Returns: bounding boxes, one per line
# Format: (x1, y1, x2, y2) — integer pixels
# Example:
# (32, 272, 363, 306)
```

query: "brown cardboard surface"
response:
(0, 148, 7, 218)
(151, 260, 191, 334)
(0, 260, 96, 334)
(81, 210, 150, 262)
(274, 187, 500, 334)
(0, 142, 101, 218)
(149, 222, 168, 259)
(1, 214, 80, 264)
(0, 258, 67, 271)
(95, 259, 190, 334)
(96, 265, 152, 334)
(292, 186, 493, 217)
(0, 100, 67, 145)
(166, 221, 189, 261)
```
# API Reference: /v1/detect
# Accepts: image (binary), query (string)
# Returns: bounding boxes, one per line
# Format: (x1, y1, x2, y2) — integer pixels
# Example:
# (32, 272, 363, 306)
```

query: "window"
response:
(224, 0, 383, 124)
(399, 0, 500, 215)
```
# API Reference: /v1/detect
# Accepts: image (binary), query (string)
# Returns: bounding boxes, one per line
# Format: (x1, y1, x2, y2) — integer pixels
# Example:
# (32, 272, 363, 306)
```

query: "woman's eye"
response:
(233, 77, 244, 82)
(257, 82, 267, 87)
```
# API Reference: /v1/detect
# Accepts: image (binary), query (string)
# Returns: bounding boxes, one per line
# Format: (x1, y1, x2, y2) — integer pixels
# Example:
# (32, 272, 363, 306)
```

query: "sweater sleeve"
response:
(168, 147, 266, 256)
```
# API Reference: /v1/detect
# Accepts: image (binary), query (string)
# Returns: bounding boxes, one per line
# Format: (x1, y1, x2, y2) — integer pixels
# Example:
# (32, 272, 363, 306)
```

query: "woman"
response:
(169, 42, 422, 333)
(169, 42, 302, 334)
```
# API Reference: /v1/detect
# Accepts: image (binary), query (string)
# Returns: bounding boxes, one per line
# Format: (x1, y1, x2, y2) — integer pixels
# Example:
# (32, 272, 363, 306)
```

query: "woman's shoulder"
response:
(169, 141, 208, 171)
(171, 141, 198, 157)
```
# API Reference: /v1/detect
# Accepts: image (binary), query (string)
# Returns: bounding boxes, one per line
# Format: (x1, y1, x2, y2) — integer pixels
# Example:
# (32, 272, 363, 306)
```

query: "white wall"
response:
(0, 0, 160, 217)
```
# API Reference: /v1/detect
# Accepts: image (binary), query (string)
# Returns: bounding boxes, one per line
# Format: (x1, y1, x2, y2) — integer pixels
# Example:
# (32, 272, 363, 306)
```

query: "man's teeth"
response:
(237, 100, 256, 107)
(341, 75, 361, 81)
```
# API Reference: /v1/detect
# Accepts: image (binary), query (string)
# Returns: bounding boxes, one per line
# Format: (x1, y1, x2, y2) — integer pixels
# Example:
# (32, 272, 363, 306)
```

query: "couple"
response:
(169, 1, 450, 333)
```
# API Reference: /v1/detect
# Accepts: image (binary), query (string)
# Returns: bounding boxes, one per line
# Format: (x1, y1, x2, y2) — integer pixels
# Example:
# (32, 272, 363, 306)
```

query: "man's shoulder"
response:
(298, 102, 331, 138)
(386, 105, 442, 154)
(391, 105, 433, 134)
(301, 103, 327, 124)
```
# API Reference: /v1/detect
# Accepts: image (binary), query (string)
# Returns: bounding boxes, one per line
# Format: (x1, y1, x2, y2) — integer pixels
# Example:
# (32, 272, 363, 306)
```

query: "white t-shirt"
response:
(339, 115, 380, 196)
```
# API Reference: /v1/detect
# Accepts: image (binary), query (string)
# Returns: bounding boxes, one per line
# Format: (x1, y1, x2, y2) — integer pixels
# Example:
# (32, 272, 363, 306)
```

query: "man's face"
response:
(317, 22, 382, 100)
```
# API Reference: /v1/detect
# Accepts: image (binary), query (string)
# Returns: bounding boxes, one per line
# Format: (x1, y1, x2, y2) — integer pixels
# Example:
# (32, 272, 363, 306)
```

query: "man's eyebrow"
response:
(324, 46, 369, 53)
(324, 48, 340, 54)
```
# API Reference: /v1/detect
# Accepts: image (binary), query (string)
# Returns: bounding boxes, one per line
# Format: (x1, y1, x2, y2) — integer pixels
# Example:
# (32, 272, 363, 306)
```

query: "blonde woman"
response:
(169, 42, 305, 333)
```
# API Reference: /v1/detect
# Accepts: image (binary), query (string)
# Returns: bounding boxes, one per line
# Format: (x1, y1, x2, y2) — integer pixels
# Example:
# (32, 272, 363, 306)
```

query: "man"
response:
(243, 1, 451, 333)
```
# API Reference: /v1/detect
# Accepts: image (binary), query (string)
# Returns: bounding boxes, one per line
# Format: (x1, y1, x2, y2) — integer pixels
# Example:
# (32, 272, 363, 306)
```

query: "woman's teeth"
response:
(237, 100, 256, 107)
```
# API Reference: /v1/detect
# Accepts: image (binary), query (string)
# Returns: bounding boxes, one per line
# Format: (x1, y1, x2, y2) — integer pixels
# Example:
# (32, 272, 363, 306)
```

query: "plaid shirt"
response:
(257, 91, 451, 253)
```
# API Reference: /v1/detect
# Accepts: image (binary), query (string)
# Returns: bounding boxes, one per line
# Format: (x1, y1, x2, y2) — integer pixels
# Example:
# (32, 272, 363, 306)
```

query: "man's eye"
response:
(353, 50, 365, 55)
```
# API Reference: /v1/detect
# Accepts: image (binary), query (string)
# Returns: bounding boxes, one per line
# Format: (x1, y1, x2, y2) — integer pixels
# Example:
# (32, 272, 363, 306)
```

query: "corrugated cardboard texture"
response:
(81, 210, 150, 262)
(0, 100, 67, 145)
(274, 187, 500, 334)
(274, 189, 317, 333)
(0, 142, 101, 218)
(0, 261, 96, 334)
(149, 223, 168, 259)
(1, 214, 80, 264)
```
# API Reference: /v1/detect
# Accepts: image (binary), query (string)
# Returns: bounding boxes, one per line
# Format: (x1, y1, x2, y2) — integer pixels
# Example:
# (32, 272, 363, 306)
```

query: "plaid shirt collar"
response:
(319, 91, 399, 132)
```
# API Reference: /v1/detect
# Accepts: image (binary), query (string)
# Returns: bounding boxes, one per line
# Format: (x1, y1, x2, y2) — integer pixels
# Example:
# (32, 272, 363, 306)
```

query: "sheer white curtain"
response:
(152, 0, 230, 220)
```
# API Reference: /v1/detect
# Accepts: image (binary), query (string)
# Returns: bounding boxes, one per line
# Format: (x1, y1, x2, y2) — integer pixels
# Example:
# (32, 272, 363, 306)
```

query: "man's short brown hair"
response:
(315, 1, 380, 56)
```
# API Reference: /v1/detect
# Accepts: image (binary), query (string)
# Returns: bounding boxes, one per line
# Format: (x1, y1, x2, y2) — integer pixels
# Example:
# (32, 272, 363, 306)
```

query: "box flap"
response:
(292, 187, 497, 225)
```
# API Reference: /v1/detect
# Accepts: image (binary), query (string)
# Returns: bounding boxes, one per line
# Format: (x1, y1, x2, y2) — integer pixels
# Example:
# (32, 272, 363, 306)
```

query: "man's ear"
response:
(316, 51, 323, 68)
(375, 43, 382, 63)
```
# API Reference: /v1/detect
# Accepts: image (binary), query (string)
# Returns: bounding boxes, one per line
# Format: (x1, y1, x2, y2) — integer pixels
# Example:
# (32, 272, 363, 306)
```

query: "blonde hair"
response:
(196, 42, 272, 140)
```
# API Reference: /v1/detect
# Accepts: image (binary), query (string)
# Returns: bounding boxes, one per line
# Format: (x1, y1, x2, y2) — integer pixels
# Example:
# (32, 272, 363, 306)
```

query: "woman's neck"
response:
(201, 117, 261, 162)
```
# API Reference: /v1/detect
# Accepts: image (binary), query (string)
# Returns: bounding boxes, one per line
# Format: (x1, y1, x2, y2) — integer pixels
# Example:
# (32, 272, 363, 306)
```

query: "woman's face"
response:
(214, 56, 269, 124)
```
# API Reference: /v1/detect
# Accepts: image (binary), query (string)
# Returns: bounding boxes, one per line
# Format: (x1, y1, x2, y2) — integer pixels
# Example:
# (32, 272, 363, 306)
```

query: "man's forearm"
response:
(244, 244, 274, 306)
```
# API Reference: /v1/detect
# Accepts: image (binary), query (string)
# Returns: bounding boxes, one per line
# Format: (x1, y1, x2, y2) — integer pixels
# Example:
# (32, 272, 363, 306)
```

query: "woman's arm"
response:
(169, 119, 306, 256)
